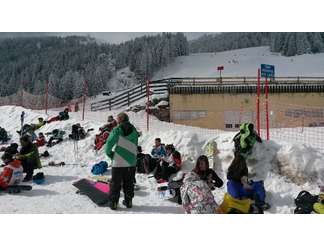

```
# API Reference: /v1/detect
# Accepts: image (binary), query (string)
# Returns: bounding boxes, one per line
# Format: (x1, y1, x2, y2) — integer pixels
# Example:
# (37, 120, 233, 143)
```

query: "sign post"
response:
(217, 66, 224, 82)
(260, 64, 275, 141)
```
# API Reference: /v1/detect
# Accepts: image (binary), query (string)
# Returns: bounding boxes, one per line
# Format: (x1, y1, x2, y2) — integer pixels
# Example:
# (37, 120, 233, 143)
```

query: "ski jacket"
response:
(105, 121, 139, 168)
(0, 160, 23, 189)
(36, 136, 46, 147)
(162, 151, 182, 169)
(58, 111, 69, 120)
(0, 127, 9, 142)
(19, 143, 42, 169)
(180, 171, 218, 214)
(227, 159, 248, 184)
(151, 145, 166, 158)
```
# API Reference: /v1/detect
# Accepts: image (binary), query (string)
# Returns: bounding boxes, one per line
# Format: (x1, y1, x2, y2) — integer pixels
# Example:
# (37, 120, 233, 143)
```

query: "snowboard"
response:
(1, 185, 32, 194)
(73, 178, 111, 206)
(89, 175, 140, 191)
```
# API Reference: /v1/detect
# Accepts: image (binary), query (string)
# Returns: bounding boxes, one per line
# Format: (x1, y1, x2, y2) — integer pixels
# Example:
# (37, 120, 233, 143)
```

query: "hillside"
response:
(153, 46, 324, 79)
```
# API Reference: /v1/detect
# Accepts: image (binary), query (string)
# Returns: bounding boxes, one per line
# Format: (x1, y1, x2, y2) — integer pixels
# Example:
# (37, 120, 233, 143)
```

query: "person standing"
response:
(105, 112, 139, 210)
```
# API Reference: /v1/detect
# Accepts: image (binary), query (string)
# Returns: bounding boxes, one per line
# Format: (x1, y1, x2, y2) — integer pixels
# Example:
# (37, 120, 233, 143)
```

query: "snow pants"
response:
(47, 116, 60, 124)
(21, 158, 35, 180)
(109, 167, 136, 203)
(154, 161, 178, 181)
(227, 180, 266, 205)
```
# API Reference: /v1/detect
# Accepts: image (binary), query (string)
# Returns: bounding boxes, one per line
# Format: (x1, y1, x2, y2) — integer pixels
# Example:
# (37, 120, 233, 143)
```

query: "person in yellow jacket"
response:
(16, 135, 42, 182)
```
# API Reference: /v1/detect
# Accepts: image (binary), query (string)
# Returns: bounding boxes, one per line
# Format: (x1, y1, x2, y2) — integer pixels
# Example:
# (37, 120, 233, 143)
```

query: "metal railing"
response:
(90, 76, 324, 111)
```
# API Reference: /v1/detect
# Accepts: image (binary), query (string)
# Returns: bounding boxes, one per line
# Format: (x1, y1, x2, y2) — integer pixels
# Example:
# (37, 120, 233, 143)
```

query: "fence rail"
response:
(90, 76, 324, 111)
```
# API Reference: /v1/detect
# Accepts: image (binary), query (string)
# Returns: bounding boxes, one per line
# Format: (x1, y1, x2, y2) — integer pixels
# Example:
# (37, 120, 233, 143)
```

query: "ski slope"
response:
(0, 105, 323, 214)
(153, 46, 324, 78)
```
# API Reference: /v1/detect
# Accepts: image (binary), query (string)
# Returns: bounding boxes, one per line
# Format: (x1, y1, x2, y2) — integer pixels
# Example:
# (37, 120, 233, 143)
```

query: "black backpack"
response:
(294, 191, 319, 214)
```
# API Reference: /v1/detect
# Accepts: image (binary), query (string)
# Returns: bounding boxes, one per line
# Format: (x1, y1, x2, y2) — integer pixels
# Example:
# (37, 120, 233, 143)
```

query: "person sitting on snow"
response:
(180, 167, 219, 214)
(16, 135, 42, 182)
(226, 151, 270, 210)
(0, 143, 19, 155)
(30, 117, 46, 130)
(151, 138, 166, 158)
(193, 155, 223, 190)
(35, 132, 46, 147)
(0, 126, 10, 143)
(101, 115, 118, 133)
(154, 144, 182, 183)
(233, 123, 262, 159)
(46, 108, 70, 124)
(94, 116, 118, 151)
(0, 152, 24, 190)
(46, 129, 65, 147)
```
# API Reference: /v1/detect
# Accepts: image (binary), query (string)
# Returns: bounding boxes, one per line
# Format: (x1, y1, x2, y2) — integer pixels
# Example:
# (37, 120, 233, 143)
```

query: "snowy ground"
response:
(0, 105, 323, 214)
(153, 46, 324, 79)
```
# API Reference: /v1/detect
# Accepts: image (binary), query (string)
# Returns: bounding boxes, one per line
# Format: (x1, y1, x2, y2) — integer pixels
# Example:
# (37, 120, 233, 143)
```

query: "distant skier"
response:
(233, 123, 262, 159)
(105, 112, 139, 210)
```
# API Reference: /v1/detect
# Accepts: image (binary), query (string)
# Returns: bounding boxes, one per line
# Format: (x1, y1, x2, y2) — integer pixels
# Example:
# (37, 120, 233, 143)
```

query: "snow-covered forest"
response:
(189, 32, 324, 56)
(0, 33, 189, 99)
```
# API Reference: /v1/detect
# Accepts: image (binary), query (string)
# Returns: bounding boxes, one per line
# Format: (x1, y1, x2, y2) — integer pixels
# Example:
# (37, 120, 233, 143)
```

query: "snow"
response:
(0, 105, 322, 213)
(153, 46, 324, 78)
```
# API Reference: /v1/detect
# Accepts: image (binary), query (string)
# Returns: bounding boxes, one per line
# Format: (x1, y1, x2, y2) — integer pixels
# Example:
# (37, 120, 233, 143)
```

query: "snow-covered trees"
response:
(190, 32, 324, 57)
(0, 33, 189, 99)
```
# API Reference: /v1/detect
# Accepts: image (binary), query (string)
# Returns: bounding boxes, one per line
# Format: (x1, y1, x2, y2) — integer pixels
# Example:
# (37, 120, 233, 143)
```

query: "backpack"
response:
(91, 161, 108, 175)
(70, 124, 86, 141)
(294, 191, 319, 214)
(0, 127, 9, 142)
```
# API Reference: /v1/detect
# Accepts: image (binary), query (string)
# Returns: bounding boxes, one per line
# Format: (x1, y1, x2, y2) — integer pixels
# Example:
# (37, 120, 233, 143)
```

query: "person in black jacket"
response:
(227, 151, 270, 210)
(193, 155, 223, 190)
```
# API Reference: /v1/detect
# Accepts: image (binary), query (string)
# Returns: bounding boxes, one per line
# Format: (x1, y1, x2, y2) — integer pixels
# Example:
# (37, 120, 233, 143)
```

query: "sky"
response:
(0, 32, 208, 44)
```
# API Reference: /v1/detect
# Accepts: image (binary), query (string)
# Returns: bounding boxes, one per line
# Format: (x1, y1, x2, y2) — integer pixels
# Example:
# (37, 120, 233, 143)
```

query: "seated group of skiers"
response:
(0, 108, 73, 191)
(179, 122, 269, 214)
(0, 135, 42, 190)
(136, 138, 183, 184)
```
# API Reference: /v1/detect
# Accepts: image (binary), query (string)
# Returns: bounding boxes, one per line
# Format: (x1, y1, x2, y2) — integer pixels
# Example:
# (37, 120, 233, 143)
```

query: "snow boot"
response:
(109, 201, 118, 210)
(122, 199, 132, 208)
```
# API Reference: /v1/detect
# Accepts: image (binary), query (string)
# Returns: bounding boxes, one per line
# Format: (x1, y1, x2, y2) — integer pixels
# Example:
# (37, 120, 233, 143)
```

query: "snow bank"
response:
(0, 105, 322, 213)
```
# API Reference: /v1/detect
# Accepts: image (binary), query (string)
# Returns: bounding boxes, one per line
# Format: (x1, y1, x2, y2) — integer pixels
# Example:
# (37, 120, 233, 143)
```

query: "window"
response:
(174, 110, 208, 120)
(225, 124, 233, 129)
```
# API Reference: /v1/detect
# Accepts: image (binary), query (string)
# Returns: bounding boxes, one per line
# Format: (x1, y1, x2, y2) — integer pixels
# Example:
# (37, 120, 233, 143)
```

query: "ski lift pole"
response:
(45, 80, 49, 115)
(146, 79, 150, 132)
(256, 68, 261, 136)
(265, 76, 269, 141)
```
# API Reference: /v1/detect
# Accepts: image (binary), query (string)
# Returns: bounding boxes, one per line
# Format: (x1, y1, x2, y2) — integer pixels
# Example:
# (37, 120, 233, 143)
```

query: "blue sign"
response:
(261, 64, 275, 78)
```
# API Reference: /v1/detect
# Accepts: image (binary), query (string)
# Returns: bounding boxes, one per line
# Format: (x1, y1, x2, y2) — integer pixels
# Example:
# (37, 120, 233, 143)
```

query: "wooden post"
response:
(82, 80, 88, 121)
(146, 79, 150, 132)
